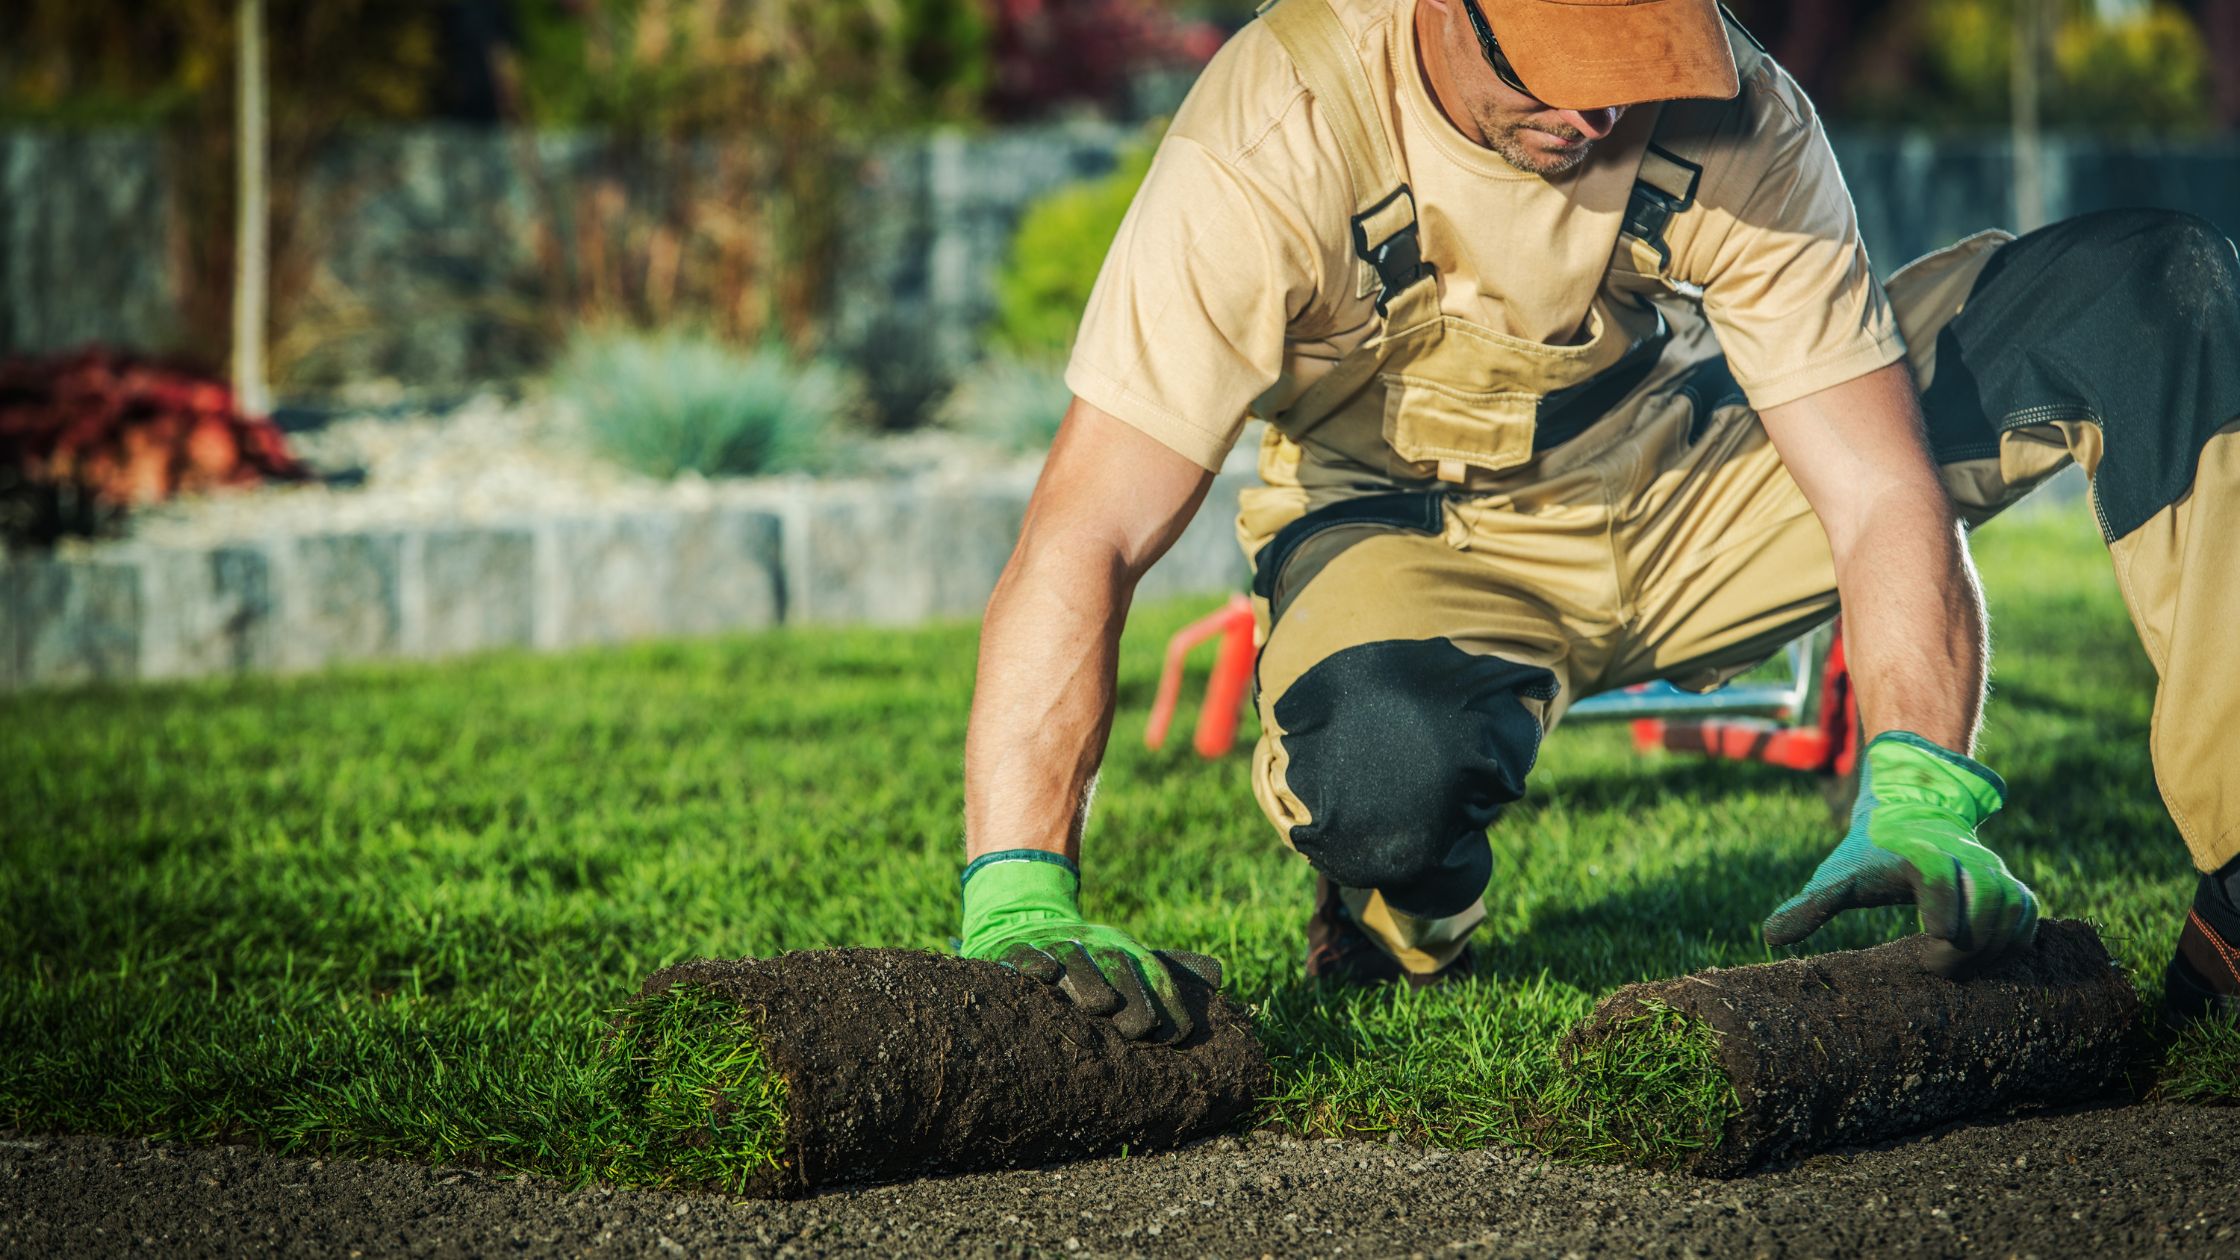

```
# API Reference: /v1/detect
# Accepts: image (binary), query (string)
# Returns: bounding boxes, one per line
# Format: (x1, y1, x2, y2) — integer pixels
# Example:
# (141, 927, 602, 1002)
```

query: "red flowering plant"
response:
(0, 348, 310, 547)
(984, 0, 1228, 121)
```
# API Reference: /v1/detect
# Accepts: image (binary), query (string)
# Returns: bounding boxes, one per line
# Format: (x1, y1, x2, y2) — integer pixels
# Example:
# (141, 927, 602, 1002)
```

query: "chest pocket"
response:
(1380, 373, 1540, 476)
(1377, 307, 1620, 480)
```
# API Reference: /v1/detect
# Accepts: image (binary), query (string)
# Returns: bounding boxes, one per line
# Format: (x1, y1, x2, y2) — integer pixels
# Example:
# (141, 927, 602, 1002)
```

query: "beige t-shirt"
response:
(1065, 0, 1903, 472)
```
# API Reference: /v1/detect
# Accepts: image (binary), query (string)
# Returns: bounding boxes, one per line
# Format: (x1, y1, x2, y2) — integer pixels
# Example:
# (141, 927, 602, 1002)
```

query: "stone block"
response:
(794, 484, 1029, 626)
(8, 554, 142, 687)
(793, 489, 924, 626)
(924, 488, 1031, 619)
(550, 513, 682, 647)
(279, 533, 404, 671)
(419, 527, 536, 657)
(137, 545, 276, 680)
(669, 508, 784, 636)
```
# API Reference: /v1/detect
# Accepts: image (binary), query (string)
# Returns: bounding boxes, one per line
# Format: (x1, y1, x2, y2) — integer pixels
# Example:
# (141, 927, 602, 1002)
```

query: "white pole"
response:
(2011, 0, 2048, 235)
(233, 0, 272, 415)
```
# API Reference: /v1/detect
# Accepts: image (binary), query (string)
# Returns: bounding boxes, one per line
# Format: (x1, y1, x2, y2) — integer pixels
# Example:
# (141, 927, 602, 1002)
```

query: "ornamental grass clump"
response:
(936, 353, 1073, 453)
(557, 330, 860, 479)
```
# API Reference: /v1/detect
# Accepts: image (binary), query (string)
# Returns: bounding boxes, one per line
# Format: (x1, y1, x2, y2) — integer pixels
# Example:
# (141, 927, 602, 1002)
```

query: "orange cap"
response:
(1488, 0, 1740, 111)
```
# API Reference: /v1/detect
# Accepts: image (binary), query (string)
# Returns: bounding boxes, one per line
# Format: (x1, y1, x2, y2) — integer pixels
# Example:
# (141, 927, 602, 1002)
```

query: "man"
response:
(955, 0, 2240, 1041)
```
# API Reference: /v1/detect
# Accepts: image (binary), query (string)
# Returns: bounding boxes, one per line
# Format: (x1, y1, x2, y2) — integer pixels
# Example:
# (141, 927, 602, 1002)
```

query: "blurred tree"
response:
(2, 1, 443, 377)
(503, 0, 990, 135)
(2051, 2, 2214, 127)
(1, 1, 438, 125)
(1843, 0, 2213, 130)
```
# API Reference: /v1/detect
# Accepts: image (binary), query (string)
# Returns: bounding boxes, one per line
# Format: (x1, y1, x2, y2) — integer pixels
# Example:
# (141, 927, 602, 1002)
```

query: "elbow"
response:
(1823, 478, 1963, 571)
(998, 515, 1138, 611)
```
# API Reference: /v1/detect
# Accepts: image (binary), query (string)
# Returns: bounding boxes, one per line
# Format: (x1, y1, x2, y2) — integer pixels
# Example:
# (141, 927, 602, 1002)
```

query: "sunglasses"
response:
(1459, 0, 1537, 100)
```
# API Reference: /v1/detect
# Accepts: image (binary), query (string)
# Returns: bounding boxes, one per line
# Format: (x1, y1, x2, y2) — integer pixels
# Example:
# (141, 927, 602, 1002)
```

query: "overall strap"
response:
(1254, 0, 1439, 440)
(1258, 0, 1432, 318)
(1621, 7, 1766, 277)
(1621, 140, 1703, 274)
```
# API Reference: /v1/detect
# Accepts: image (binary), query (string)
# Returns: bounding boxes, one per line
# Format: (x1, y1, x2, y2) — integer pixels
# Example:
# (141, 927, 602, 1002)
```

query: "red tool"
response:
(1627, 622, 1859, 781)
(1148, 591, 1859, 803)
(1144, 594, 1259, 758)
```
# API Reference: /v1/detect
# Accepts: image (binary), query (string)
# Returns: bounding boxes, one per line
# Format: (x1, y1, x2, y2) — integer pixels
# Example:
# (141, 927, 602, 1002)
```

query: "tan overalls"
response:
(1239, 0, 2240, 975)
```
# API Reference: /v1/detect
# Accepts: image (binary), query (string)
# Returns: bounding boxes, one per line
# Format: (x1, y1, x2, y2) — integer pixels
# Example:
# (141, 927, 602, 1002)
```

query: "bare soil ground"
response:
(5, 1104, 2232, 1258)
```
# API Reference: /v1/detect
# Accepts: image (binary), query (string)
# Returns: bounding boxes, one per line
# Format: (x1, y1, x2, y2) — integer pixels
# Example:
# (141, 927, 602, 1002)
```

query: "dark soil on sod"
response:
(634, 949, 1268, 1194)
(7, 1103, 2234, 1258)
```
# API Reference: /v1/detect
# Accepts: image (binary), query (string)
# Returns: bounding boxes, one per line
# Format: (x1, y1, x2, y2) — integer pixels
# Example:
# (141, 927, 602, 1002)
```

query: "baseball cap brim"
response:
(1490, 0, 1740, 112)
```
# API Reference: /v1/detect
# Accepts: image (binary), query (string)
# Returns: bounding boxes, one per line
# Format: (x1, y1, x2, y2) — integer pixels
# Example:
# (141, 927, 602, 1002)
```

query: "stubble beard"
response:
(1481, 112, 1595, 177)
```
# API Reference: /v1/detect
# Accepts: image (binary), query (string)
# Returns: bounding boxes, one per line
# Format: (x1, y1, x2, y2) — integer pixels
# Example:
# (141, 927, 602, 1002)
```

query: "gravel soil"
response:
(6, 1104, 2232, 1258)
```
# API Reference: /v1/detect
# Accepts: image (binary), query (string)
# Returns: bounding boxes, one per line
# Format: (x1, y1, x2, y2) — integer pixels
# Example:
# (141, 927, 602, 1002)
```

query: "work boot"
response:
(1304, 876, 1474, 989)
(2163, 859, 2240, 1027)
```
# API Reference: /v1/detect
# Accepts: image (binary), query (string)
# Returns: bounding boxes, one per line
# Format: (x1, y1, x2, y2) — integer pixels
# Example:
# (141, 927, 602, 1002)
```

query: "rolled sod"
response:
(1559, 919, 2142, 1176)
(615, 948, 1270, 1196)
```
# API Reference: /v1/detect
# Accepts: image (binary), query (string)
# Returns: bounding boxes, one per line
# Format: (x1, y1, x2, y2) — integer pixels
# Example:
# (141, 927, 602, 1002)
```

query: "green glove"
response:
(1763, 731, 2039, 975)
(958, 850, 1221, 1042)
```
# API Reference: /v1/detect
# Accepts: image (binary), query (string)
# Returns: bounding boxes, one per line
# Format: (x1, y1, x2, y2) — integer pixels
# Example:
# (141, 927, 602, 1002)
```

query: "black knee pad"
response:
(1921, 209, 2240, 539)
(1273, 639, 1557, 918)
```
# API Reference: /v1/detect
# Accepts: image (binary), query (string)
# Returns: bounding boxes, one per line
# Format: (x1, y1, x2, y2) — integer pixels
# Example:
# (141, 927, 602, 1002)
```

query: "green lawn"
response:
(2, 500, 2231, 1188)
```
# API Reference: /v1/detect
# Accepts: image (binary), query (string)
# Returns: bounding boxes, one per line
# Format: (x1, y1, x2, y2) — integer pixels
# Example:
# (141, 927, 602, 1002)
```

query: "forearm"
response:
(963, 539, 1133, 863)
(1756, 366, 2033, 966)
(1758, 360, 1988, 752)
(960, 397, 1213, 867)
(1830, 490, 1987, 752)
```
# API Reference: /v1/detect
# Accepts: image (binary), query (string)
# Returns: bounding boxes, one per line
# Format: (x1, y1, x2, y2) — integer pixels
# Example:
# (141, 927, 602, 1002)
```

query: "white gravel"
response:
(98, 393, 1050, 553)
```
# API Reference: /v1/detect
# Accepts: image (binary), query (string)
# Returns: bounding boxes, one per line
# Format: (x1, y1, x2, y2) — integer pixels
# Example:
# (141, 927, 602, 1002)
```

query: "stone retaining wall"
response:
(0, 464, 2096, 694)
(0, 472, 1255, 693)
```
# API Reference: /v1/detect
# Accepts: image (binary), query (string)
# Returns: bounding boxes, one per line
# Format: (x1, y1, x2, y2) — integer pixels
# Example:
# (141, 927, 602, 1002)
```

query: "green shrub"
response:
(988, 130, 1161, 359)
(556, 329, 860, 478)
(937, 353, 1074, 452)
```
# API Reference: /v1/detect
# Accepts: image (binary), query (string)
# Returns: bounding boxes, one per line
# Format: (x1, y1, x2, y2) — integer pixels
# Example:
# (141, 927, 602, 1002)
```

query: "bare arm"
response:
(964, 398, 1216, 862)
(1756, 360, 1986, 751)
(1755, 361, 2039, 968)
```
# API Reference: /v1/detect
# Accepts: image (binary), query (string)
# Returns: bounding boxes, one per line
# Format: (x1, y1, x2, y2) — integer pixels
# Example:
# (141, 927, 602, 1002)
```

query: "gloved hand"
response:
(1763, 731, 2039, 975)
(958, 849, 1222, 1042)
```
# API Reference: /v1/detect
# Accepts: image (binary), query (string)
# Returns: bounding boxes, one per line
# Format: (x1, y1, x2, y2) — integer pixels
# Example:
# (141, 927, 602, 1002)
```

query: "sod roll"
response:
(626, 948, 1269, 1196)
(1560, 919, 2141, 1176)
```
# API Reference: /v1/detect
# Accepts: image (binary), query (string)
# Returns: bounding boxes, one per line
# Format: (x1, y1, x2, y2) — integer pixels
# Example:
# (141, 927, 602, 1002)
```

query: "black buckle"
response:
(1622, 144, 1702, 271)
(1622, 185, 1684, 267)
(1352, 184, 1429, 317)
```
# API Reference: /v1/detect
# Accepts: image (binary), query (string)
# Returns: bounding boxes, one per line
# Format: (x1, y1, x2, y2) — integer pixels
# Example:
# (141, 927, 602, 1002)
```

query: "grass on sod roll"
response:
(606, 985, 788, 1189)
(2, 500, 2232, 1187)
